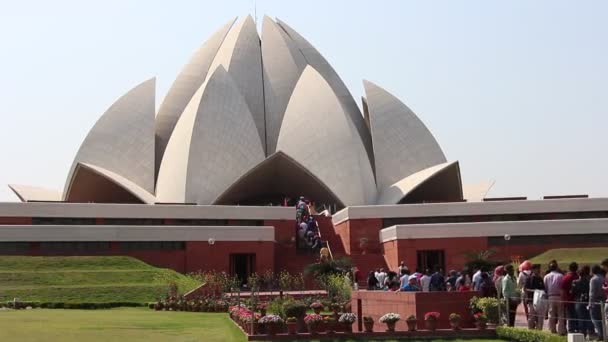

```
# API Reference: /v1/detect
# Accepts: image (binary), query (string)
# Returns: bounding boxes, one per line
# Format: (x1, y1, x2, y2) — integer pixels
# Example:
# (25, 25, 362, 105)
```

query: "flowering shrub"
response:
(424, 312, 440, 321)
(304, 313, 324, 325)
(229, 305, 260, 324)
(338, 313, 357, 324)
(474, 312, 488, 323)
(406, 315, 417, 321)
(449, 313, 461, 321)
(256, 302, 268, 311)
(379, 313, 401, 323)
(258, 314, 284, 325)
(310, 302, 324, 309)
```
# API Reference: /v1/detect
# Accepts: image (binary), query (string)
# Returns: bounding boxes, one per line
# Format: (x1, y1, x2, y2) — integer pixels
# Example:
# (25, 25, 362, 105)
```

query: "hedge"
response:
(2, 301, 147, 310)
(497, 326, 567, 342)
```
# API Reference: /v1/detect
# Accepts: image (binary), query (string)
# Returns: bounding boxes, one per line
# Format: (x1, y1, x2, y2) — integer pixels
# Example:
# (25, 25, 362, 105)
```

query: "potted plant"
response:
(474, 312, 488, 330)
(310, 301, 324, 314)
(286, 317, 298, 334)
(379, 313, 400, 332)
(363, 316, 374, 332)
(406, 315, 417, 331)
(258, 314, 283, 336)
(339, 313, 356, 333)
(424, 312, 440, 331)
(449, 313, 461, 330)
(304, 313, 324, 334)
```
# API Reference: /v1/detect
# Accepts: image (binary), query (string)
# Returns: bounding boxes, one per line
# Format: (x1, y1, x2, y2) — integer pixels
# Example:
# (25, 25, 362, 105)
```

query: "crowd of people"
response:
(363, 258, 608, 339)
(294, 196, 325, 252)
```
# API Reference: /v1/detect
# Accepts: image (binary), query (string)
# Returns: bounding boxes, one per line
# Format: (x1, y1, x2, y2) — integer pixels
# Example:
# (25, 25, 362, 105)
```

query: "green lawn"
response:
(0, 308, 244, 342)
(528, 247, 608, 269)
(0, 308, 503, 342)
(0, 256, 198, 303)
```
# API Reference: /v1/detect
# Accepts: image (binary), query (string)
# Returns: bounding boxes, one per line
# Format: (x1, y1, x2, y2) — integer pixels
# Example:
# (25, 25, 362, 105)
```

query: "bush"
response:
(470, 296, 504, 324)
(324, 274, 352, 303)
(283, 300, 307, 320)
(497, 326, 566, 342)
(267, 297, 286, 318)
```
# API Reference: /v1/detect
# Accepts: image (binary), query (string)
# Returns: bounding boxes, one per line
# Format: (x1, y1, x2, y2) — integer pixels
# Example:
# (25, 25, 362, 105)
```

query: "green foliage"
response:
(464, 250, 498, 271)
(247, 273, 260, 291)
(267, 296, 286, 318)
(303, 257, 352, 278)
(323, 273, 352, 303)
(0, 256, 199, 304)
(282, 299, 307, 319)
(469, 296, 504, 324)
(497, 326, 567, 342)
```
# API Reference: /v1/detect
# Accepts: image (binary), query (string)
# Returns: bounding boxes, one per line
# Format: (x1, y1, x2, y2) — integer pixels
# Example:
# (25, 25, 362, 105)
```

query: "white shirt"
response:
(400, 274, 408, 288)
(472, 270, 482, 290)
(376, 272, 387, 288)
(420, 275, 431, 292)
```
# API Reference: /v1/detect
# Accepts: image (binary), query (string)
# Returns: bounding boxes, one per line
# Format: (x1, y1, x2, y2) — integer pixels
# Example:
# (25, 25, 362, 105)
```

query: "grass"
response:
(0, 308, 504, 342)
(0, 308, 244, 342)
(528, 247, 608, 269)
(0, 256, 199, 303)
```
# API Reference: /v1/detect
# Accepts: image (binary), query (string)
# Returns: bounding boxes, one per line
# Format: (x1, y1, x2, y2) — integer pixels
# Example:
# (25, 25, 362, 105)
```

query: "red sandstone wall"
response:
(394, 237, 488, 272)
(185, 241, 275, 274)
(352, 290, 478, 331)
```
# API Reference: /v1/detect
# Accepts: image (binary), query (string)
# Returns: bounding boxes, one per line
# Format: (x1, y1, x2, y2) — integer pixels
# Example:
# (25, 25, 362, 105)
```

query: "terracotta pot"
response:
(287, 322, 297, 334)
(363, 320, 374, 332)
(386, 321, 396, 332)
(449, 319, 461, 330)
(307, 323, 318, 334)
(407, 320, 417, 331)
(475, 321, 487, 330)
(326, 321, 335, 334)
(425, 319, 438, 331)
(343, 323, 353, 333)
(313, 308, 322, 314)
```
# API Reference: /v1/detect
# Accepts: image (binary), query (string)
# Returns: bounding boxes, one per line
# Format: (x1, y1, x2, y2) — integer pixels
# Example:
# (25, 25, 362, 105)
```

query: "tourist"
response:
(457, 278, 470, 292)
(446, 270, 458, 291)
(420, 269, 432, 292)
(472, 267, 482, 291)
(385, 271, 400, 291)
(430, 267, 446, 291)
(561, 262, 580, 333)
(367, 271, 379, 290)
(544, 261, 566, 334)
(518, 261, 532, 322)
(398, 261, 409, 275)
(376, 268, 387, 290)
(493, 265, 505, 299)
(502, 264, 520, 327)
(524, 264, 545, 330)
(572, 265, 593, 338)
(479, 272, 497, 297)
(400, 275, 420, 292)
(399, 269, 409, 289)
(589, 265, 606, 340)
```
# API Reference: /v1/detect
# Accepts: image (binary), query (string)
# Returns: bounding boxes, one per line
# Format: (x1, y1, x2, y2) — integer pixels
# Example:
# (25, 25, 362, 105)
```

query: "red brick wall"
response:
(185, 241, 275, 274)
(334, 221, 351, 254)
(352, 290, 478, 331)
(348, 219, 383, 255)
(391, 237, 488, 272)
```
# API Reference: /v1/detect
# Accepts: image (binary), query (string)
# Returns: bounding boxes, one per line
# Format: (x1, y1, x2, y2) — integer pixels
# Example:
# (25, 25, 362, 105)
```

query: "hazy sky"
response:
(0, 0, 606, 202)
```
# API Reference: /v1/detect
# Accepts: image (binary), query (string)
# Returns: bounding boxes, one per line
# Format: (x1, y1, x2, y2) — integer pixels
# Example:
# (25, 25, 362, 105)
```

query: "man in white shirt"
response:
(420, 269, 432, 292)
(472, 268, 482, 291)
(399, 270, 409, 289)
(543, 262, 565, 335)
(376, 268, 387, 289)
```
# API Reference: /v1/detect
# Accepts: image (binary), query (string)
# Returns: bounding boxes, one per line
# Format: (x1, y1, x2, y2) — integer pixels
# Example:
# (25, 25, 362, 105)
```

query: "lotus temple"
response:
(1, 16, 607, 279)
